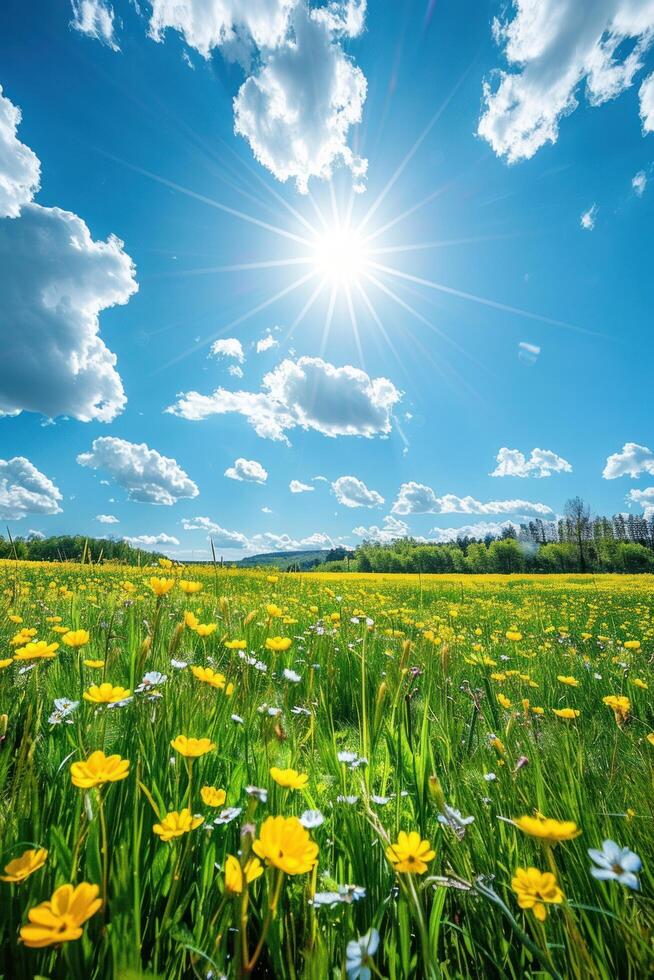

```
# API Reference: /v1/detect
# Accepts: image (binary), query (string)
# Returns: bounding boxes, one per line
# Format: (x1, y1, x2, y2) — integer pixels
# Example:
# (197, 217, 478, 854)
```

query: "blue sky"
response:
(1, 0, 654, 558)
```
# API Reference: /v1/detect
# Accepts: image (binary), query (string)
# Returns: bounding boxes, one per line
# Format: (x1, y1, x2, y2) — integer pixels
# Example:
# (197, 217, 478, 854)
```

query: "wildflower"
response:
(266, 636, 292, 653)
(153, 808, 203, 841)
(13, 640, 59, 661)
(338, 751, 359, 764)
(136, 671, 167, 693)
(283, 668, 301, 683)
(71, 750, 130, 789)
(603, 695, 631, 724)
(184, 611, 198, 629)
(150, 577, 174, 596)
(552, 708, 580, 720)
(266, 604, 283, 618)
(54, 697, 79, 716)
(0, 659, 13, 669)
(505, 630, 522, 642)
(214, 807, 242, 825)
(170, 735, 216, 758)
(1, 848, 48, 883)
(513, 815, 581, 844)
(83, 683, 131, 704)
(201, 786, 226, 807)
(252, 816, 319, 875)
(300, 809, 324, 828)
(270, 766, 309, 790)
(647, 733, 654, 746)
(371, 795, 392, 805)
(191, 666, 227, 689)
(84, 659, 105, 669)
(224, 854, 263, 894)
(632, 678, 648, 690)
(346, 928, 380, 980)
(557, 675, 579, 687)
(497, 693, 512, 709)
(588, 840, 641, 890)
(225, 639, 246, 649)
(511, 867, 563, 921)
(246, 785, 268, 802)
(179, 580, 202, 594)
(62, 629, 90, 648)
(194, 623, 217, 638)
(19, 882, 102, 947)
(438, 805, 475, 840)
(171, 658, 188, 669)
(623, 640, 641, 650)
(386, 831, 435, 874)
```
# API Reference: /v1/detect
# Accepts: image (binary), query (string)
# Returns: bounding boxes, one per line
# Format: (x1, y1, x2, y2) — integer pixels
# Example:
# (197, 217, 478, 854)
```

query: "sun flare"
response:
(310, 222, 370, 287)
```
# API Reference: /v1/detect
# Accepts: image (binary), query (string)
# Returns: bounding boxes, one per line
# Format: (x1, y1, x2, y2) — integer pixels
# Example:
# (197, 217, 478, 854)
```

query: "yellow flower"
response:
(552, 708, 580, 720)
(70, 750, 130, 789)
(386, 831, 435, 874)
(224, 854, 263, 894)
(505, 630, 522, 642)
(158, 558, 173, 569)
(52, 625, 71, 634)
(266, 604, 283, 618)
(191, 666, 227, 689)
(514, 815, 581, 844)
(20, 882, 102, 947)
(252, 816, 318, 875)
(0, 847, 48, 883)
(194, 623, 217, 638)
(200, 786, 226, 807)
(170, 735, 216, 758)
(84, 659, 105, 669)
(270, 766, 309, 790)
(265, 636, 292, 653)
(10, 628, 36, 645)
(624, 640, 641, 650)
(8, 614, 22, 624)
(0, 658, 13, 669)
(496, 693, 512, 709)
(153, 808, 203, 841)
(603, 695, 631, 724)
(632, 678, 648, 690)
(557, 675, 579, 687)
(225, 639, 247, 650)
(13, 640, 59, 661)
(511, 867, 563, 921)
(83, 683, 131, 704)
(184, 611, 199, 629)
(62, 629, 90, 648)
(150, 577, 174, 597)
(179, 580, 202, 594)
(646, 733, 654, 746)
(266, 575, 279, 584)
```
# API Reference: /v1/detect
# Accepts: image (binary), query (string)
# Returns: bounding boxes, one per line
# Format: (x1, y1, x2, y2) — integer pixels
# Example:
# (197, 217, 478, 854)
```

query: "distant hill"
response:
(236, 549, 329, 570)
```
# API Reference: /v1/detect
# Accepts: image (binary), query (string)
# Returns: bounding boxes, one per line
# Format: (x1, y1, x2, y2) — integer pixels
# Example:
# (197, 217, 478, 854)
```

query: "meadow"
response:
(0, 561, 652, 979)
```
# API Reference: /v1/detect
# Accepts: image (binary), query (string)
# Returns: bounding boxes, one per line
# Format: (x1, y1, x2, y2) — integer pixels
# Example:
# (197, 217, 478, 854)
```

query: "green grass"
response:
(0, 564, 653, 978)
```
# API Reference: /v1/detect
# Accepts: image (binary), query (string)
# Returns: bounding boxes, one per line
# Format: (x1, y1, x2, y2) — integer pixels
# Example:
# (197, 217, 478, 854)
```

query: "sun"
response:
(310, 220, 370, 287)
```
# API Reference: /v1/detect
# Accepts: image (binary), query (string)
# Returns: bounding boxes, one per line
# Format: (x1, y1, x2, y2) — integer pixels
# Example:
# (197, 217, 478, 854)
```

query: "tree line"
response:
(318, 498, 654, 574)
(0, 534, 163, 566)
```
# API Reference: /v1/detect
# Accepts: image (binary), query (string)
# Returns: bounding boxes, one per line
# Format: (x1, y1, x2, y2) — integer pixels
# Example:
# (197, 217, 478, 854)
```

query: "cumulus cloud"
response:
(580, 204, 598, 230)
(211, 338, 244, 362)
(77, 437, 199, 505)
(71, 0, 119, 50)
(27, 529, 45, 540)
(250, 530, 333, 551)
(167, 355, 401, 444)
(628, 486, 654, 509)
(632, 169, 648, 195)
(290, 479, 314, 493)
(0, 86, 40, 218)
(603, 442, 654, 479)
(0, 205, 137, 422)
(123, 533, 180, 548)
(391, 482, 553, 517)
(429, 520, 521, 543)
(640, 71, 654, 131)
(491, 447, 572, 478)
(224, 457, 268, 483)
(0, 456, 63, 521)
(256, 332, 279, 354)
(149, 1, 367, 192)
(518, 341, 540, 365)
(181, 516, 250, 549)
(95, 514, 119, 524)
(479, 1, 654, 163)
(352, 514, 409, 543)
(333, 475, 384, 508)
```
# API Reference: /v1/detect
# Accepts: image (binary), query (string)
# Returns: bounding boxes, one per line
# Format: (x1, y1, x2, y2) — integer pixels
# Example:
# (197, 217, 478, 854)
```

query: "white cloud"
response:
(429, 520, 521, 543)
(149, 1, 367, 192)
(518, 341, 540, 364)
(391, 481, 553, 517)
(479, 1, 654, 163)
(632, 169, 648, 195)
(229, 364, 244, 378)
(224, 457, 268, 483)
(211, 337, 244, 362)
(167, 355, 401, 444)
(580, 203, 598, 230)
(250, 530, 333, 551)
(333, 475, 384, 508)
(27, 529, 45, 540)
(261, 505, 273, 513)
(290, 479, 314, 493)
(71, 0, 119, 50)
(491, 447, 572, 478)
(640, 71, 654, 131)
(353, 514, 409, 543)
(77, 437, 199, 505)
(0, 86, 40, 218)
(123, 533, 180, 548)
(181, 516, 250, 549)
(234, 4, 367, 193)
(0, 457, 63, 521)
(256, 332, 279, 354)
(95, 514, 119, 524)
(603, 442, 654, 479)
(628, 486, 654, 509)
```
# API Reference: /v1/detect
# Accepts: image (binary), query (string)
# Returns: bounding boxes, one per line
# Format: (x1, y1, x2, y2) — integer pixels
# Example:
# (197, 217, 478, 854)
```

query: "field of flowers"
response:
(0, 561, 652, 979)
